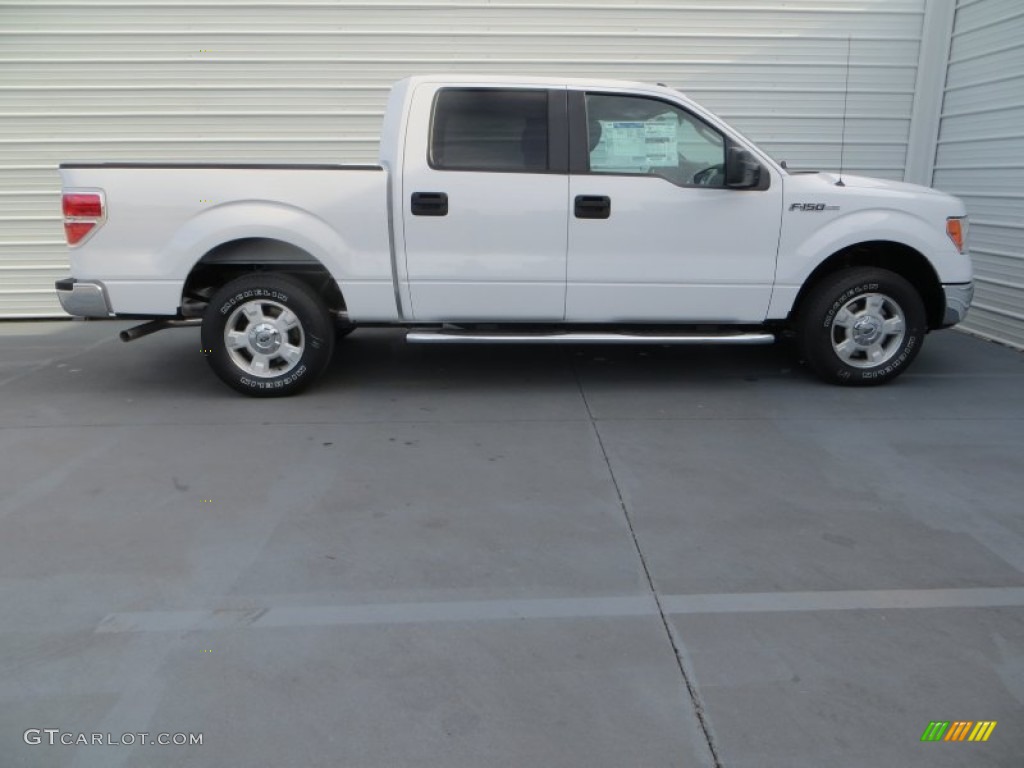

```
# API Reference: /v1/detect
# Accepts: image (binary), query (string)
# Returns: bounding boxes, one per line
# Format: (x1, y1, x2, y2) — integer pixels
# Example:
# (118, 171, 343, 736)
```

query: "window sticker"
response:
(644, 116, 679, 167)
(591, 121, 645, 172)
(590, 117, 679, 172)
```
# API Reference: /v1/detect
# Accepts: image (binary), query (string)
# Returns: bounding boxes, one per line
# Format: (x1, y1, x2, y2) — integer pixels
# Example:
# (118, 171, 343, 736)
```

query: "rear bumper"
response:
(55, 278, 112, 318)
(941, 281, 974, 327)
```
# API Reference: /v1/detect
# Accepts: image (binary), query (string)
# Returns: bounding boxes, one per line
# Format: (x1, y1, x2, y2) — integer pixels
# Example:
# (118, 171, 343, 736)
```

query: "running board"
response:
(406, 331, 776, 345)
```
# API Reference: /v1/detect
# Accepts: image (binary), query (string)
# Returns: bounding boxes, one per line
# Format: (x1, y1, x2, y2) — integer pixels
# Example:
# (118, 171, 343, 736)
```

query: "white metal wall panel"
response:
(933, 0, 1024, 348)
(0, 0, 925, 317)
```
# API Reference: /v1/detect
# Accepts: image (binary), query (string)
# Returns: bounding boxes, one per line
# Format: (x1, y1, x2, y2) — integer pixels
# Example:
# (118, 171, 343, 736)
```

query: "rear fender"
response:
(164, 201, 356, 280)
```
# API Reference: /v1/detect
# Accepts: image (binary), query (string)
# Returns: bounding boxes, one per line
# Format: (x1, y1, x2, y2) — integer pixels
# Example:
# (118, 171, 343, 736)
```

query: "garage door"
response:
(933, 0, 1024, 349)
(1, 0, 925, 317)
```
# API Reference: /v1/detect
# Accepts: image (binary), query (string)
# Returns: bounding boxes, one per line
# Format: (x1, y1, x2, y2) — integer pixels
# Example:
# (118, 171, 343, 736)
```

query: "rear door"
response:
(401, 85, 569, 321)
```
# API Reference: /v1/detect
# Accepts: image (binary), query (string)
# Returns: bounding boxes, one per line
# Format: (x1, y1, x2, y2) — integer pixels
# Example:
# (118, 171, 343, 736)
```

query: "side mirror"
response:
(726, 147, 761, 189)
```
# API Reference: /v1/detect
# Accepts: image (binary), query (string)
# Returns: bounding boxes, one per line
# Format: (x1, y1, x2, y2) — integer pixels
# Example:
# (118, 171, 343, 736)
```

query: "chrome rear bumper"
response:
(55, 278, 112, 318)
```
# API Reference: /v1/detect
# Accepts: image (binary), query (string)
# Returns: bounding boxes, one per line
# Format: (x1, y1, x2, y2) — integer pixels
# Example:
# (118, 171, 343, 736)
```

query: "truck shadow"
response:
(320, 328, 807, 392)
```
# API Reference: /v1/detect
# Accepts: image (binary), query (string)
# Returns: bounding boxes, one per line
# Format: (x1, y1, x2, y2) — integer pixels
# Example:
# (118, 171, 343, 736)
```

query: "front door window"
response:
(585, 93, 726, 187)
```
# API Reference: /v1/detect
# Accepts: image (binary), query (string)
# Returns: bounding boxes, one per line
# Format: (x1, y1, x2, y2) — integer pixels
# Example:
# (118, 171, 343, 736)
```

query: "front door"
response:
(401, 85, 569, 321)
(566, 91, 782, 323)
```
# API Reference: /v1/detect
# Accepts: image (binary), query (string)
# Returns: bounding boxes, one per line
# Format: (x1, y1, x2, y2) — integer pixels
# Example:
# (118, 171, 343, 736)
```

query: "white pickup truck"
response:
(58, 74, 973, 396)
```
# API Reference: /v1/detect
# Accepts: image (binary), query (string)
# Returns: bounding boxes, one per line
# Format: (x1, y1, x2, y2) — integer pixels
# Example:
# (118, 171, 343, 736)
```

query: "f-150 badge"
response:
(790, 203, 840, 211)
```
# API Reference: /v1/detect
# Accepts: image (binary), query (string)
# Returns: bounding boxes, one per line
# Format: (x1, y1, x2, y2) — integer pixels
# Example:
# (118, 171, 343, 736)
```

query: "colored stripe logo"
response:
(921, 721, 996, 742)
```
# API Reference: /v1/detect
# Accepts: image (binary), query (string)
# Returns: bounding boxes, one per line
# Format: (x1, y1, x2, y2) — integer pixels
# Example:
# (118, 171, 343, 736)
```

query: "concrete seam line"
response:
(661, 587, 1024, 613)
(568, 353, 725, 768)
(90, 587, 1024, 634)
(94, 596, 659, 633)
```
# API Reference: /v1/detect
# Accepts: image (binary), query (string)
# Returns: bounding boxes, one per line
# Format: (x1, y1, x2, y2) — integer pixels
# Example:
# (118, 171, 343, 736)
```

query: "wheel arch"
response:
(790, 240, 945, 329)
(181, 237, 345, 317)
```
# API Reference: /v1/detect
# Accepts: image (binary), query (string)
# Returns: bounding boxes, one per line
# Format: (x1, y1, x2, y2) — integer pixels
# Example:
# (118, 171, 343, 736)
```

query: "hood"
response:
(791, 171, 953, 199)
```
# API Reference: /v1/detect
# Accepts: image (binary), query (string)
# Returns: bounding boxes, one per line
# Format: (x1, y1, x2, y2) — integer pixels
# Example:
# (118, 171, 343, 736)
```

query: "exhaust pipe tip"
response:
(120, 318, 202, 343)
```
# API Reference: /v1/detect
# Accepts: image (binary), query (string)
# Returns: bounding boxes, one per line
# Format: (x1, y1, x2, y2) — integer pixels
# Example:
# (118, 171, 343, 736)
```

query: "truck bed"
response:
(58, 162, 396, 319)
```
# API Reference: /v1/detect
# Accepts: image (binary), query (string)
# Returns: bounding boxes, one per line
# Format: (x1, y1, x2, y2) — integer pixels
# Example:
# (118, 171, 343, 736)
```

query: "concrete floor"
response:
(1, 319, 1022, 767)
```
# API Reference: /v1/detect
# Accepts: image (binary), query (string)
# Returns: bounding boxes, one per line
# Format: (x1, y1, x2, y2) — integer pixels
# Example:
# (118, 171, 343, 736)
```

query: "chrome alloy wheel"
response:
(830, 292, 906, 369)
(224, 298, 304, 378)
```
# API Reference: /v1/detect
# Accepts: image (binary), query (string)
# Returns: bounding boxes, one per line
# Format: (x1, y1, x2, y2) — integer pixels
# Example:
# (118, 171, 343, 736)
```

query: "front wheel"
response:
(798, 267, 926, 386)
(201, 273, 334, 396)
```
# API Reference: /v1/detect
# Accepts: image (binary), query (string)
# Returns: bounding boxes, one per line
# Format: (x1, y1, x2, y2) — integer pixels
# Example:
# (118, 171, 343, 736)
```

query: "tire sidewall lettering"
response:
(822, 282, 879, 329)
(857, 334, 916, 380)
(238, 363, 307, 390)
(219, 289, 291, 316)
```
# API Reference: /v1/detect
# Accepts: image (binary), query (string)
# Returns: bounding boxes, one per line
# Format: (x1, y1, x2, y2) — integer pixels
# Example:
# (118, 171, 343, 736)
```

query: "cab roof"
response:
(398, 73, 687, 99)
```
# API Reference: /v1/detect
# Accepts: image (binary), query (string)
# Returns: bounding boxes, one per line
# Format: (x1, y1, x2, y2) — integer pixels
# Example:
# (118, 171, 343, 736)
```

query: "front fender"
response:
(777, 207, 968, 289)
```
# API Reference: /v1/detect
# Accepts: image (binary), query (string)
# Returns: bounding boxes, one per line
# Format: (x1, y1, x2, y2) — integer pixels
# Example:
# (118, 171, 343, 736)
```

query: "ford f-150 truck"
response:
(57, 75, 973, 396)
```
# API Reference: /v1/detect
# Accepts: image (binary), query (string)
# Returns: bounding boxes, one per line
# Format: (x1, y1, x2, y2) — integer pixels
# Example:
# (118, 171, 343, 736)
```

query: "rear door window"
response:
(430, 89, 550, 173)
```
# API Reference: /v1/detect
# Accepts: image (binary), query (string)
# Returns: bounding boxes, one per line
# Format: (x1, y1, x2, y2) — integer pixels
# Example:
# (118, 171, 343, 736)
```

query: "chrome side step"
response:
(406, 331, 776, 345)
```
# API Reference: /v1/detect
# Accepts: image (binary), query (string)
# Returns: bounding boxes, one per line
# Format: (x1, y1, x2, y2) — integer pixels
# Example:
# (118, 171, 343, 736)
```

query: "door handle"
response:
(574, 195, 610, 219)
(411, 192, 448, 216)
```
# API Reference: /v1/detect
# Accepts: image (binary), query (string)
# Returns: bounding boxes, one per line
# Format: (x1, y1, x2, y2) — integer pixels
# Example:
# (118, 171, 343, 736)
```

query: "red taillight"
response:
(62, 190, 104, 246)
(64, 222, 96, 245)
(62, 193, 102, 218)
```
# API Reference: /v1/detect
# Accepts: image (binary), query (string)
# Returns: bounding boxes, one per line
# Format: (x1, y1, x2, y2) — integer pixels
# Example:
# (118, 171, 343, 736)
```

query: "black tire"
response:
(335, 319, 357, 339)
(201, 273, 334, 397)
(798, 267, 926, 386)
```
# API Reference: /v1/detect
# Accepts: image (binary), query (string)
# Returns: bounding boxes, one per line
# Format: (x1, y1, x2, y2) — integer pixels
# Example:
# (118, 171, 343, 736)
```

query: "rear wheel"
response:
(202, 273, 334, 396)
(798, 267, 925, 385)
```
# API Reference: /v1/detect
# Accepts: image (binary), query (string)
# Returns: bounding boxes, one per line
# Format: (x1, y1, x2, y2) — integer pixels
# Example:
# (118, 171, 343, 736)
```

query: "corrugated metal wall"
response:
(1, 0, 927, 317)
(933, 0, 1024, 349)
